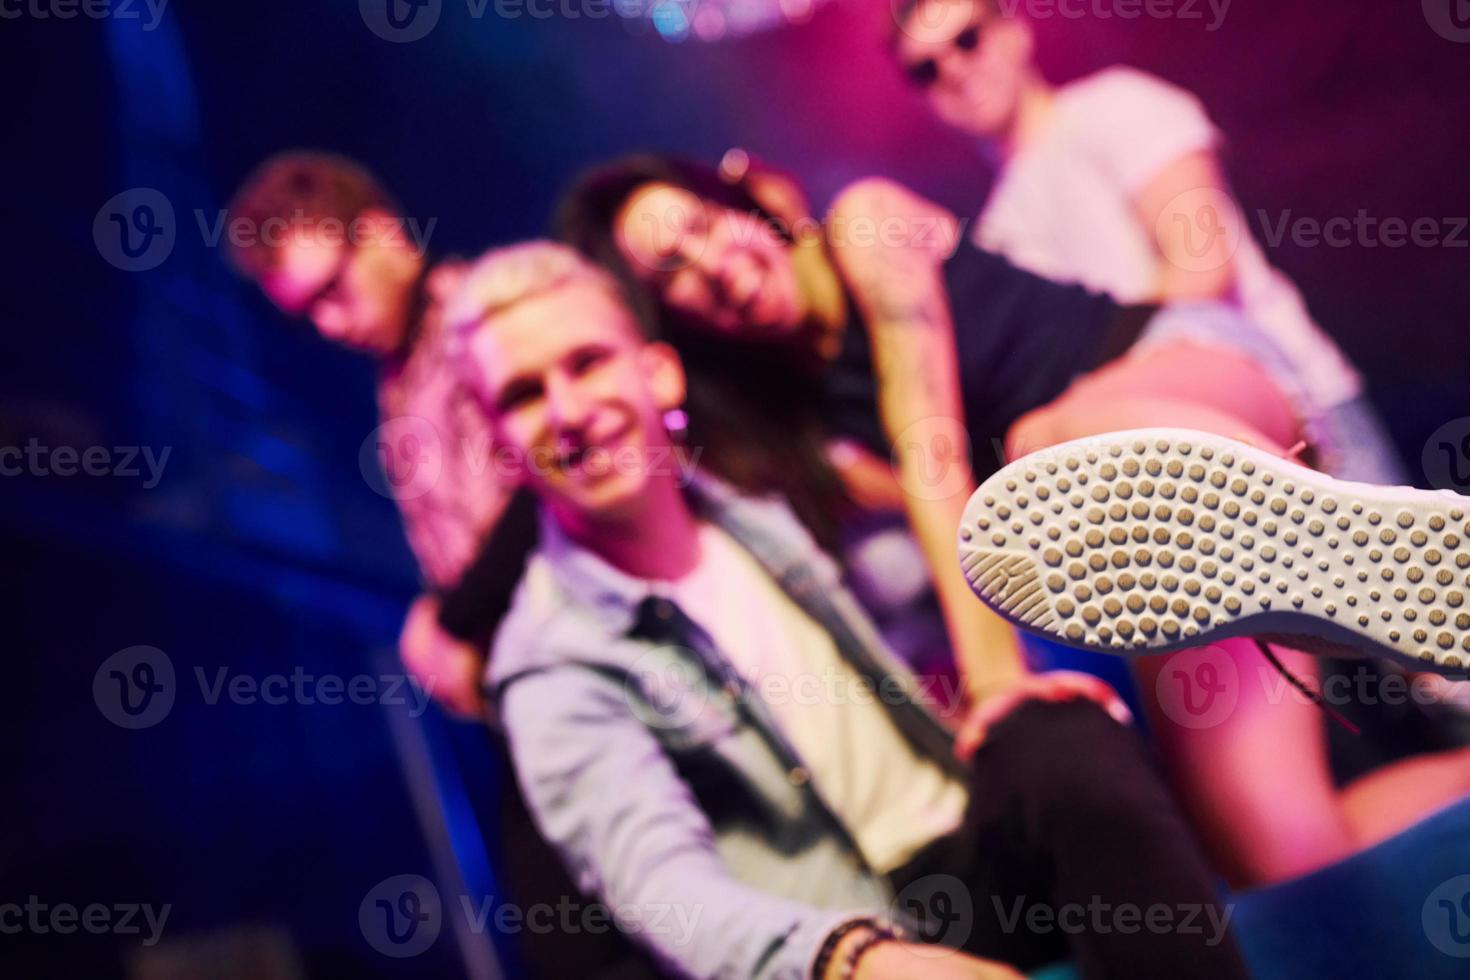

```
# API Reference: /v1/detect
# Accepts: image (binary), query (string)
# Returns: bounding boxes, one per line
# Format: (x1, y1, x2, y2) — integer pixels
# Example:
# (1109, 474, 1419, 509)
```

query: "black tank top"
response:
(824, 238, 1154, 479)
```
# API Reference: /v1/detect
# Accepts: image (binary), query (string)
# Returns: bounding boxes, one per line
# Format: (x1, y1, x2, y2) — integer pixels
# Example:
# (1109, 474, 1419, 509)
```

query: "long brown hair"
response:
(555, 155, 854, 552)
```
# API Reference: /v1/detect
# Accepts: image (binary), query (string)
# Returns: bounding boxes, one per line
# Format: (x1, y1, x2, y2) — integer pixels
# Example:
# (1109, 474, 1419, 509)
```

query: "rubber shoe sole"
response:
(958, 428, 1470, 673)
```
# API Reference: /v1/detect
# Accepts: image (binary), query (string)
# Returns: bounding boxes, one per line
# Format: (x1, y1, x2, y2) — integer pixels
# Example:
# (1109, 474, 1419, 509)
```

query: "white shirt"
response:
(664, 524, 967, 874)
(975, 66, 1362, 410)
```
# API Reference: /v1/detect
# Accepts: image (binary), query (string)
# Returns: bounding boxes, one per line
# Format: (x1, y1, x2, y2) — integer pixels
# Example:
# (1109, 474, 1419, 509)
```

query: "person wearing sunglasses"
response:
(890, 0, 1396, 488)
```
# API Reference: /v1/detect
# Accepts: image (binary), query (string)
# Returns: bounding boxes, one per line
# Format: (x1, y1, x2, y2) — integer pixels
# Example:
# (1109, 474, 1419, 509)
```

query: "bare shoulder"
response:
(827, 176, 948, 232)
(825, 177, 957, 294)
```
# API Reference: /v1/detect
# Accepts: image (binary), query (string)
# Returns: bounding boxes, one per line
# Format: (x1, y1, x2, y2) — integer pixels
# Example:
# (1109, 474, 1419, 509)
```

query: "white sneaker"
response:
(958, 428, 1470, 673)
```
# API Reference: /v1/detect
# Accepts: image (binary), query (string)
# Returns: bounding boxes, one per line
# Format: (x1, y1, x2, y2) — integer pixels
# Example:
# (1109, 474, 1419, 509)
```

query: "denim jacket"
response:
(487, 477, 965, 979)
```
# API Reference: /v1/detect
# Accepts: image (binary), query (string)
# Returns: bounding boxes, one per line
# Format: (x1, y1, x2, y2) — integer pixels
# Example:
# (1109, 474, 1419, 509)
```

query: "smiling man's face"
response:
(462, 278, 684, 524)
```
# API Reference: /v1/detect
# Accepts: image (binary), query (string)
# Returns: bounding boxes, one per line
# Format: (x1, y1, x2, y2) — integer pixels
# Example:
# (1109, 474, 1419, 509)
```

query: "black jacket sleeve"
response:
(435, 486, 540, 642)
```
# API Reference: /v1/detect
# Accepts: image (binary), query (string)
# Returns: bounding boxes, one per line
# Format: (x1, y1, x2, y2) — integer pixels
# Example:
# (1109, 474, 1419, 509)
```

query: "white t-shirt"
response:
(663, 524, 967, 874)
(975, 66, 1362, 410)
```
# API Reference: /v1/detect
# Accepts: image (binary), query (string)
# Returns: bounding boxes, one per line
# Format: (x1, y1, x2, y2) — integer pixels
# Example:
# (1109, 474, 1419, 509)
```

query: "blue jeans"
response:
(1134, 302, 1406, 484)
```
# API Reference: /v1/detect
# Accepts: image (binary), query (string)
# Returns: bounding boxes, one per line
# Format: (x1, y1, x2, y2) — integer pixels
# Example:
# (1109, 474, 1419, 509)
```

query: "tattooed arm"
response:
(826, 179, 1026, 702)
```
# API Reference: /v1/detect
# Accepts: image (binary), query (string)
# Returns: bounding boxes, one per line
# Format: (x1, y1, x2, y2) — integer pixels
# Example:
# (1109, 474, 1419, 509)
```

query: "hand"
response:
(826, 438, 908, 513)
(398, 594, 487, 720)
(954, 670, 1132, 762)
(850, 941, 1025, 980)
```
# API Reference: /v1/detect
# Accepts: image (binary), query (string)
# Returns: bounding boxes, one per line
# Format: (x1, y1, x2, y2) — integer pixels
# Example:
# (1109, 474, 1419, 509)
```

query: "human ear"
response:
(640, 341, 687, 413)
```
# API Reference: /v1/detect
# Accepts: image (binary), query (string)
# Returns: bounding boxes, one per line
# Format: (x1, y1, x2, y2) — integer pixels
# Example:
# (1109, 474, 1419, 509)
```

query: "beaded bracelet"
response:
(840, 928, 897, 980)
(811, 917, 904, 980)
(811, 919, 873, 980)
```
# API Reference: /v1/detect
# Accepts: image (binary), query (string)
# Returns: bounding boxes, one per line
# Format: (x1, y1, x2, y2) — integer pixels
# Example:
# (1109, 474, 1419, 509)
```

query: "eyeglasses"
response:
(901, 22, 982, 88)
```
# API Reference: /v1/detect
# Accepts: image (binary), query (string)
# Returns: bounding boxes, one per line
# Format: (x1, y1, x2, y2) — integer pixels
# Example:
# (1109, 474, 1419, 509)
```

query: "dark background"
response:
(3, 0, 1467, 975)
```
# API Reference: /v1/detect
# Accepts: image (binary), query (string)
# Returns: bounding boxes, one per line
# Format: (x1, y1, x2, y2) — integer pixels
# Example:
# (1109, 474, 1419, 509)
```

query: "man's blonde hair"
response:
(447, 240, 628, 342)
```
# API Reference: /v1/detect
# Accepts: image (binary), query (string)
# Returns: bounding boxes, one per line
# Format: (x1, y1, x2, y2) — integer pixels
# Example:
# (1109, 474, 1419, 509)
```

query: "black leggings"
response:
(889, 699, 1250, 980)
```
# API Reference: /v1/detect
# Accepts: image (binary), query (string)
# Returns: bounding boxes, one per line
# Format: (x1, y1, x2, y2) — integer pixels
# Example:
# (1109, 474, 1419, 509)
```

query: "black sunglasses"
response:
(902, 23, 982, 88)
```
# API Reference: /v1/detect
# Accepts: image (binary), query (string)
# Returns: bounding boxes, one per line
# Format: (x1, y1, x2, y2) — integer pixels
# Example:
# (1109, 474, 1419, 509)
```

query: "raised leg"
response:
(991, 340, 1470, 887)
